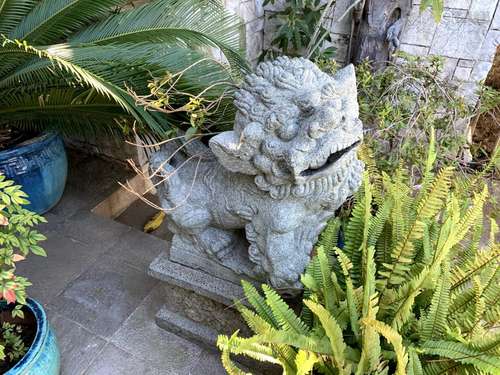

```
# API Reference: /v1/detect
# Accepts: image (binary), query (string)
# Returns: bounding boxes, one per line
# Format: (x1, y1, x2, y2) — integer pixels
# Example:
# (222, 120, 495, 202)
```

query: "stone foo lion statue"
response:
(151, 57, 364, 291)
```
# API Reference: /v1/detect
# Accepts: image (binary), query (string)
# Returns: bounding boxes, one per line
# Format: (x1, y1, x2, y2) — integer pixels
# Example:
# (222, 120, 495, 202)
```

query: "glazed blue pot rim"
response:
(0, 132, 58, 161)
(2, 298, 48, 374)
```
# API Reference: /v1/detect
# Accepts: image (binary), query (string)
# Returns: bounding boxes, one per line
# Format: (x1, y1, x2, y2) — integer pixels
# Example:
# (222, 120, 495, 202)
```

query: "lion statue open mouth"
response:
(152, 57, 364, 291)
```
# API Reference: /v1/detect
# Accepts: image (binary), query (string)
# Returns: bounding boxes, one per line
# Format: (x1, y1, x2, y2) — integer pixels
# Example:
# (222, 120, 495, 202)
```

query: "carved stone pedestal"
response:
(149, 250, 280, 373)
(148, 251, 251, 347)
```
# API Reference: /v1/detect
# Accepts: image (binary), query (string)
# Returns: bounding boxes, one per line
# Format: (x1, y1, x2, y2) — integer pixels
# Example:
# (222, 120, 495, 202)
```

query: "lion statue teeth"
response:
(151, 57, 364, 291)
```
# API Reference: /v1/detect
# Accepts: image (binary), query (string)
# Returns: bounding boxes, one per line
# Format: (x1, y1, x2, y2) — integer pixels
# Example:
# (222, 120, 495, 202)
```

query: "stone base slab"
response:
(169, 234, 258, 285)
(149, 252, 248, 307)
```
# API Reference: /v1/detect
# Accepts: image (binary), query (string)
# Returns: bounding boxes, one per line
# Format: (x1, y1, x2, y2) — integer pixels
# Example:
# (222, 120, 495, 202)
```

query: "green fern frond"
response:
(358, 144, 383, 203)
(236, 303, 273, 335)
(469, 333, 500, 356)
(336, 248, 360, 340)
(317, 218, 341, 253)
(379, 167, 453, 290)
(317, 246, 338, 312)
(421, 340, 500, 374)
(304, 300, 348, 373)
(407, 347, 423, 375)
(217, 332, 281, 371)
(241, 280, 279, 329)
(363, 318, 408, 375)
(262, 285, 310, 335)
(343, 184, 368, 286)
(414, 166, 453, 221)
(483, 305, 500, 329)
(386, 266, 430, 330)
(452, 187, 489, 247)
(421, 263, 451, 340)
(368, 199, 393, 248)
(450, 243, 499, 293)
(252, 330, 332, 355)
(422, 360, 467, 375)
(356, 245, 381, 374)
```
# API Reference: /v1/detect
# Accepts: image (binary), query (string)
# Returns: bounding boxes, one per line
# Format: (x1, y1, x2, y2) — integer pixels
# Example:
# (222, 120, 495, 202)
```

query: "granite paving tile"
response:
(50, 254, 157, 338)
(83, 343, 162, 375)
(17, 234, 102, 306)
(110, 285, 203, 373)
(48, 310, 107, 375)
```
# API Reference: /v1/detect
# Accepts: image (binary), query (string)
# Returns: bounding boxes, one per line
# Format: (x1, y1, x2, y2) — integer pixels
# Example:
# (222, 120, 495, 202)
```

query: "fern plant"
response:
(0, 0, 247, 139)
(216, 141, 499, 374)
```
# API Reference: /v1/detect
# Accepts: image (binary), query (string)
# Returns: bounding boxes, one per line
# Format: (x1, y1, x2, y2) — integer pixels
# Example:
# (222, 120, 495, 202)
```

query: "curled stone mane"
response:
(209, 56, 363, 202)
(233, 57, 327, 129)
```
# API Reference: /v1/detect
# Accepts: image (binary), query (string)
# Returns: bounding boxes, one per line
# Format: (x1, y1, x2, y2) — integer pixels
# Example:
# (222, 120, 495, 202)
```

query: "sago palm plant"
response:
(0, 0, 247, 138)
(217, 139, 500, 374)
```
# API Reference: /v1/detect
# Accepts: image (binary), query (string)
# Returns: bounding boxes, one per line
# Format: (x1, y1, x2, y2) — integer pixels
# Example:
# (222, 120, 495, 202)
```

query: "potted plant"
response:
(0, 0, 246, 213)
(0, 174, 59, 374)
(217, 143, 500, 374)
(0, 128, 67, 214)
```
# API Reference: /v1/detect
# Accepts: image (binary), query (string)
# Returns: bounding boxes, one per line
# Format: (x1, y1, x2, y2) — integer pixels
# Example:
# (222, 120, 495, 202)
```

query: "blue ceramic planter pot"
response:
(0, 133, 68, 214)
(3, 299, 60, 375)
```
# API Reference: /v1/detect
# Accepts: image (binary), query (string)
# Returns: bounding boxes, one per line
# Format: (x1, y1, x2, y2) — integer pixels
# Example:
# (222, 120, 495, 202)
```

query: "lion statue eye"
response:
(277, 122, 299, 141)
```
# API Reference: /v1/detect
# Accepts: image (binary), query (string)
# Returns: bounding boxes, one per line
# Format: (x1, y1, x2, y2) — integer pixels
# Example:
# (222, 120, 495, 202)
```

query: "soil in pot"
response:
(0, 305, 37, 373)
(0, 127, 40, 151)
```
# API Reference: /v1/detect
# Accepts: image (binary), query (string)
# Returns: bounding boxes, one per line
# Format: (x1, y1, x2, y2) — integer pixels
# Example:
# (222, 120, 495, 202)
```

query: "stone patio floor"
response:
(17, 152, 226, 375)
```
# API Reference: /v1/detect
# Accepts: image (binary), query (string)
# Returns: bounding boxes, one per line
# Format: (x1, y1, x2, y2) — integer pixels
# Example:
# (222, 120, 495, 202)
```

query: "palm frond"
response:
(8, 0, 126, 44)
(0, 37, 166, 130)
(0, 87, 132, 137)
(70, 0, 248, 73)
(0, 0, 37, 35)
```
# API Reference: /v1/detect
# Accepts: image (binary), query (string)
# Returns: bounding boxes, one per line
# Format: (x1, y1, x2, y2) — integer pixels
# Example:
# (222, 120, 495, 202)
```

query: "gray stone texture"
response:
(454, 65, 472, 81)
(430, 18, 489, 59)
(151, 57, 363, 291)
(471, 61, 493, 81)
(469, 0, 499, 21)
(401, 7, 438, 46)
(438, 57, 459, 80)
(50, 254, 158, 338)
(478, 29, 500, 61)
(149, 253, 247, 307)
(491, 4, 500, 29)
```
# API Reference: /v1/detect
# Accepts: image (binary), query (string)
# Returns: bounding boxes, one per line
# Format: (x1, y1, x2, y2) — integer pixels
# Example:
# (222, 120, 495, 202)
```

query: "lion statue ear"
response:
(209, 131, 259, 175)
(334, 64, 357, 93)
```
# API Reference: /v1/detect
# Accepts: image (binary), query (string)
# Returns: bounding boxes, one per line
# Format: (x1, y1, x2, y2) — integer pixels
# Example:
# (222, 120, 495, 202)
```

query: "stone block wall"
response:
(399, 0, 500, 100)
(255, 0, 500, 98)
(224, 0, 265, 65)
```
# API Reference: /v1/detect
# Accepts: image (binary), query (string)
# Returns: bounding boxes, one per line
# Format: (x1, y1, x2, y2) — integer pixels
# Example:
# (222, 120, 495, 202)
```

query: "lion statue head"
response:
(209, 56, 363, 203)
